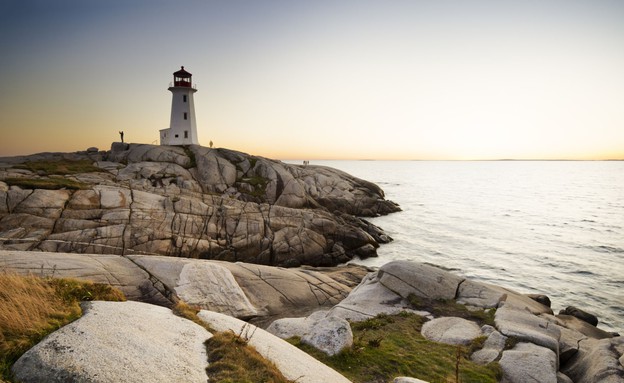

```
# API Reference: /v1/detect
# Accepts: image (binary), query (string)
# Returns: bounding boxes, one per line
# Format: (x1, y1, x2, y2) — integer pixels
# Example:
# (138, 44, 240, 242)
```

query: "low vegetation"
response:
(205, 331, 292, 383)
(172, 301, 292, 383)
(15, 159, 103, 175)
(182, 146, 198, 169)
(3, 177, 88, 190)
(0, 272, 125, 381)
(407, 294, 497, 327)
(289, 312, 501, 383)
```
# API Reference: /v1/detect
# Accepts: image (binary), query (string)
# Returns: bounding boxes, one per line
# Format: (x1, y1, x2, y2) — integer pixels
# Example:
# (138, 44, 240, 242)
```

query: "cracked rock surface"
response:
(0, 144, 399, 267)
(0, 250, 360, 322)
(270, 260, 624, 383)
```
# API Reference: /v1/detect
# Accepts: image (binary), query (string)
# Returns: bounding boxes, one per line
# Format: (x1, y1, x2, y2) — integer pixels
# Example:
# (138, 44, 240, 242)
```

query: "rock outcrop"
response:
(267, 260, 624, 382)
(0, 144, 399, 267)
(11, 300, 353, 383)
(0, 250, 362, 322)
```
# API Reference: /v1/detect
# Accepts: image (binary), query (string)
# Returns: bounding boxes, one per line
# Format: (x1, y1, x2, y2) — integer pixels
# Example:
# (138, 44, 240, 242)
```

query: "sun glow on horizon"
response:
(0, 1, 623, 161)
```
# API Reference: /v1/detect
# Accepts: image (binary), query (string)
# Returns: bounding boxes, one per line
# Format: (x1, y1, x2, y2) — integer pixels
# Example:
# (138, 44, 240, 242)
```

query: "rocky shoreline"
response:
(3, 251, 622, 383)
(1, 144, 623, 382)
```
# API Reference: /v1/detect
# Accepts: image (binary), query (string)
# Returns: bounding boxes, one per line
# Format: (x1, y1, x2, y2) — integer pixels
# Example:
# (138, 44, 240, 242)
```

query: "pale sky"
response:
(1, 0, 623, 160)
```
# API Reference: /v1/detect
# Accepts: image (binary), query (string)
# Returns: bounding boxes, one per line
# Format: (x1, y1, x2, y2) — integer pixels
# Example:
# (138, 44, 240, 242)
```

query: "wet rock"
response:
(559, 306, 599, 327)
(527, 294, 552, 308)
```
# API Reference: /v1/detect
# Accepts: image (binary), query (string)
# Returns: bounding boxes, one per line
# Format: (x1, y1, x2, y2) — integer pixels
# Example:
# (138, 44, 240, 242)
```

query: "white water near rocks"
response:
(294, 160, 624, 333)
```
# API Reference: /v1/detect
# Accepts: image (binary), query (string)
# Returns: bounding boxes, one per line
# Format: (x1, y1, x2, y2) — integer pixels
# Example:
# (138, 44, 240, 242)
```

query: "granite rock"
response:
(12, 301, 211, 383)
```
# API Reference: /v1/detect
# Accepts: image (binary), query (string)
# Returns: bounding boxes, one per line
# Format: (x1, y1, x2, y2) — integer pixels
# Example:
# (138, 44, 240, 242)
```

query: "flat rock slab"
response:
(456, 279, 507, 308)
(495, 303, 561, 353)
(198, 310, 352, 383)
(421, 317, 482, 346)
(12, 301, 211, 383)
(500, 342, 558, 383)
(378, 261, 464, 300)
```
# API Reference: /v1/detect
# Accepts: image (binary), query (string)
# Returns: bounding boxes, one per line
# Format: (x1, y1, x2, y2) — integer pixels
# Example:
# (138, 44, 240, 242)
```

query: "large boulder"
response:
(327, 270, 425, 322)
(377, 261, 464, 300)
(421, 317, 482, 346)
(499, 342, 558, 383)
(301, 315, 353, 356)
(268, 311, 353, 356)
(12, 301, 211, 383)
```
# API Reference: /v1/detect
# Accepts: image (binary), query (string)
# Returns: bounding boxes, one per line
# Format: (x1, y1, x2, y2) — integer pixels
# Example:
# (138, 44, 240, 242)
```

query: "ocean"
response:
(293, 160, 624, 333)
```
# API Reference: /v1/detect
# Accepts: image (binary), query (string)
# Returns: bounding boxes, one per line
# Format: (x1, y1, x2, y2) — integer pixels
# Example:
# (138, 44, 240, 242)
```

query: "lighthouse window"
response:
(184, 131, 188, 138)
(183, 95, 187, 102)
(184, 112, 187, 120)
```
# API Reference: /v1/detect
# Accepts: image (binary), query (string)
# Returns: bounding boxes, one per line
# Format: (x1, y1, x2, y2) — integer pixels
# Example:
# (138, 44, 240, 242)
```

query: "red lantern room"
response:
(172, 66, 192, 87)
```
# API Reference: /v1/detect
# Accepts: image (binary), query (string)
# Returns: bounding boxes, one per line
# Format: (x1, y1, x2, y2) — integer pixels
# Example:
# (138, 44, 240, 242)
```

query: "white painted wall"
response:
(161, 86, 199, 146)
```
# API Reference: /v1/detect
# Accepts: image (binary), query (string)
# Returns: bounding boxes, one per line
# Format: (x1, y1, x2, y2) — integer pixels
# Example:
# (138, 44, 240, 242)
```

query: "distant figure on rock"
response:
(119, 131, 124, 143)
(209, 140, 213, 148)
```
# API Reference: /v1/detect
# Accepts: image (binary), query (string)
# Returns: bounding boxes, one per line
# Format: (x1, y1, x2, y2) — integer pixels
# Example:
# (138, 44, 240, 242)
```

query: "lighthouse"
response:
(159, 66, 199, 146)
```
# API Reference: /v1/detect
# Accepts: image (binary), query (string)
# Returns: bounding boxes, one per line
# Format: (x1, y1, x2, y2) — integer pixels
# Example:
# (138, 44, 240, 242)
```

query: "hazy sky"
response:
(1, 0, 623, 160)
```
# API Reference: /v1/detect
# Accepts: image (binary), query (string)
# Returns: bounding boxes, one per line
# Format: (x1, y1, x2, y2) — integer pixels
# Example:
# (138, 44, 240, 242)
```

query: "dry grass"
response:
(172, 301, 292, 383)
(0, 272, 125, 381)
(206, 331, 292, 383)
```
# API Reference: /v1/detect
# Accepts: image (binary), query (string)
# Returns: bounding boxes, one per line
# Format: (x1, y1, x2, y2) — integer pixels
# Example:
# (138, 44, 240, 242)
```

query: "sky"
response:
(0, 0, 623, 160)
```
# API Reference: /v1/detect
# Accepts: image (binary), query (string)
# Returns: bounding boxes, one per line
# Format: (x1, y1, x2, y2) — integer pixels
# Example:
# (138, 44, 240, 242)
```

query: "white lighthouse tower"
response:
(159, 66, 199, 146)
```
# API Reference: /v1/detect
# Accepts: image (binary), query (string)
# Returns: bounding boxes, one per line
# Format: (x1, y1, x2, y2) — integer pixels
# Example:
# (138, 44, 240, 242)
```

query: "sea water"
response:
(293, 160, 624, 333)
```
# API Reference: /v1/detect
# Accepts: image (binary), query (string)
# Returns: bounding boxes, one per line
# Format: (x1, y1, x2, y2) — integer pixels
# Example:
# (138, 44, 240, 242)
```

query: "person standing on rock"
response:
(119, 131, 124, 143)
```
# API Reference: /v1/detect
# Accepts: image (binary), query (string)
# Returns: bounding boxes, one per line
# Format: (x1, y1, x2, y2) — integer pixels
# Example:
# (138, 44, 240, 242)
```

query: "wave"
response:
(588, 245, 624, 254)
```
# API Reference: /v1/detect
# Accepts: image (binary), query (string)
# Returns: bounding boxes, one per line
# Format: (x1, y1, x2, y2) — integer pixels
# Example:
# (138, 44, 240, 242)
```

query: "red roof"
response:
(173, 66, 192, 78)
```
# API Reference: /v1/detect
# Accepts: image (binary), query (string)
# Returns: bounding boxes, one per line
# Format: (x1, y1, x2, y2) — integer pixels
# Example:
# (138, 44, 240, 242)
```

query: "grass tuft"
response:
(0, 272, 125, 381)
(171, 301, 292, 383)
(4, 177, 89, 190)
(205, 331, 292, 383)
(407, 294, 496, 327)
(16, 159, 103, 175)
